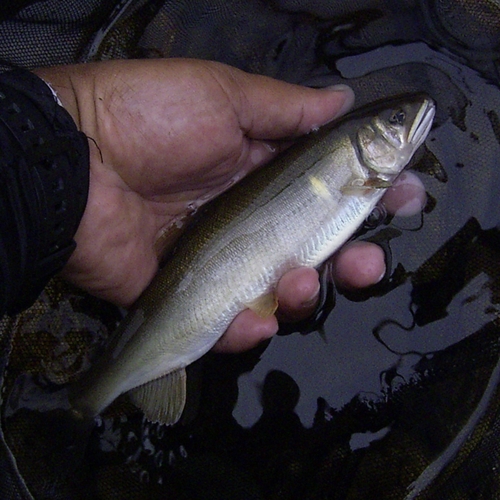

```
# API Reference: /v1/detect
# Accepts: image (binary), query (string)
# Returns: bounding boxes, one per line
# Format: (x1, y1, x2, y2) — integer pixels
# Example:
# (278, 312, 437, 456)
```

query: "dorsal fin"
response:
(128, 368, 187, 425)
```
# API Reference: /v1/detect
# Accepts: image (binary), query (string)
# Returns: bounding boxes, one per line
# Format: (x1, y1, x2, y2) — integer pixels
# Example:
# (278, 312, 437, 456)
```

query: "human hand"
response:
(34, 59, 425, 353)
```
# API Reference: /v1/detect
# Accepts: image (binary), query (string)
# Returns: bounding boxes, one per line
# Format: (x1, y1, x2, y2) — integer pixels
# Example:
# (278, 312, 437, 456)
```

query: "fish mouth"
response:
(407, 98, 436, 150)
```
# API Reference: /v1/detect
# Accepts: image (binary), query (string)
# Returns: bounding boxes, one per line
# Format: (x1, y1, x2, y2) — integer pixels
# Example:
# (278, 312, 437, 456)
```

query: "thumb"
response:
(228, 68, 355, 140)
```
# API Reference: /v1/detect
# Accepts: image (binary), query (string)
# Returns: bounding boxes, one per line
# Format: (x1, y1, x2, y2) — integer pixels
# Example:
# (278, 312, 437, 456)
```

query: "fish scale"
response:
(70, 95, 435, 425)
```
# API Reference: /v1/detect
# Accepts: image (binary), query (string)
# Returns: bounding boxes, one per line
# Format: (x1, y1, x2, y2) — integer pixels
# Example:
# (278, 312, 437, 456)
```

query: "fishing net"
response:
(1, 1, 500, 498)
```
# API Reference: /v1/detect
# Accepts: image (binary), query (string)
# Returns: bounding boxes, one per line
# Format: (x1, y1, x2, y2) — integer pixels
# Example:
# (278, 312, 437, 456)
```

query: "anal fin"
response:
(128, 368, 187, 426)
(246, 292, 278, 318)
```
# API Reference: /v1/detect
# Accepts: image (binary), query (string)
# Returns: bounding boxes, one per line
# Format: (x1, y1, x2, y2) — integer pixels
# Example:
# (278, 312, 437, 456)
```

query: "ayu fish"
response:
(70, 95, 435, 425)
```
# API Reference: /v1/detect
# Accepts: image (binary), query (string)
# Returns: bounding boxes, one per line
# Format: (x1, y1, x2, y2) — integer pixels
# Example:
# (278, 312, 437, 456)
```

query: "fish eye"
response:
(389, 110, 406, 125)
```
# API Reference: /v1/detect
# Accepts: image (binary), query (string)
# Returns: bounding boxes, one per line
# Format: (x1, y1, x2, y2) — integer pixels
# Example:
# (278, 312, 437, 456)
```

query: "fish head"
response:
(356, 95, 436, 178)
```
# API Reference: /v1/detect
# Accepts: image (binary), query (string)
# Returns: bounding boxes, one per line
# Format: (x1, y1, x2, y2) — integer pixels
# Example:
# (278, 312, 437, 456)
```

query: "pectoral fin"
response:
(363, 178, 392, 189)
(128, 368, 187, 425)
(342, 177, 391, 195)
(246, 292, 278, 318)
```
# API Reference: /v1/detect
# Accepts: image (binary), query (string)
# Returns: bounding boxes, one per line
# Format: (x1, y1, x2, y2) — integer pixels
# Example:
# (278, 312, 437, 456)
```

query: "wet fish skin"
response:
(70, 95, 435, 425)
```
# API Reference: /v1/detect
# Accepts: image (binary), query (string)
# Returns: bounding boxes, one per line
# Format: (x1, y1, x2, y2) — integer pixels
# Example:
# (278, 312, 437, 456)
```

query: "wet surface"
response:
(234, 42, 500, 429)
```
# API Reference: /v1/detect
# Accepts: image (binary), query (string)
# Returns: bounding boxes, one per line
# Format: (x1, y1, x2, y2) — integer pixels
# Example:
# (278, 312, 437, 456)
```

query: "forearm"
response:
(0, 68, 90, 316)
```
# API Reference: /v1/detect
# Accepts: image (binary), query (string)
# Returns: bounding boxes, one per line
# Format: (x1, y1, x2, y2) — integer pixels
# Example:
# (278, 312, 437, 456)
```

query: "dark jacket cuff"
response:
(0, 68, 90, 315)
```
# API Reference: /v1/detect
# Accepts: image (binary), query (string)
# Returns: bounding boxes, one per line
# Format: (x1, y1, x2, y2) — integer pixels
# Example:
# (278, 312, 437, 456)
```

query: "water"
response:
(233, 42, 500, 430)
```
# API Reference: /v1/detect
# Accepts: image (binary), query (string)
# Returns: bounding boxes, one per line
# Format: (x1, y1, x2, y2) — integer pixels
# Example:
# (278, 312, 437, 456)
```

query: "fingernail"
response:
(315, 85, 355, 129)
(301, 283, 320, 309)
(375, 269, 386, 284)
(328, 84, 356, 117)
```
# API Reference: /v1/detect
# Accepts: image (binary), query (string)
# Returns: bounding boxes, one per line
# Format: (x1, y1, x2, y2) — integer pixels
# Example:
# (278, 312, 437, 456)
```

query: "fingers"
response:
(214, 244, 384, 354)
(332, 241, 386, 290)
(215, 170, 428, 353)
(227, 66, 355, 139)
(381, 170, 427, 216)
(212, 269, 319, 353)
(213, 310, 278, 353)
(274, 267, 320, 323)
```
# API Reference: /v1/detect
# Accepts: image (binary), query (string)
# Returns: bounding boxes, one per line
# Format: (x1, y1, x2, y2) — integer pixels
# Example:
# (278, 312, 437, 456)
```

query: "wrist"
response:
(32, 65, 83, 131)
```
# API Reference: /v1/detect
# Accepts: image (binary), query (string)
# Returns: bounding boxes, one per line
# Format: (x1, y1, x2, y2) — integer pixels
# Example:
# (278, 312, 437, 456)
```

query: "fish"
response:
(70, 94, 435, 426)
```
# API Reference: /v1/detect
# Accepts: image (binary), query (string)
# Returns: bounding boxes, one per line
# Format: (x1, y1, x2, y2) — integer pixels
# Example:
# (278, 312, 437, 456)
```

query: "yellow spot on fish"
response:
(309, 176, 332, 200)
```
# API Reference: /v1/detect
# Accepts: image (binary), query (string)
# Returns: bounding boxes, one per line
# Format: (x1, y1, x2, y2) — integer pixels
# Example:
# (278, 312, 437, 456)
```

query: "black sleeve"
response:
(0, 69, 90, 316)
